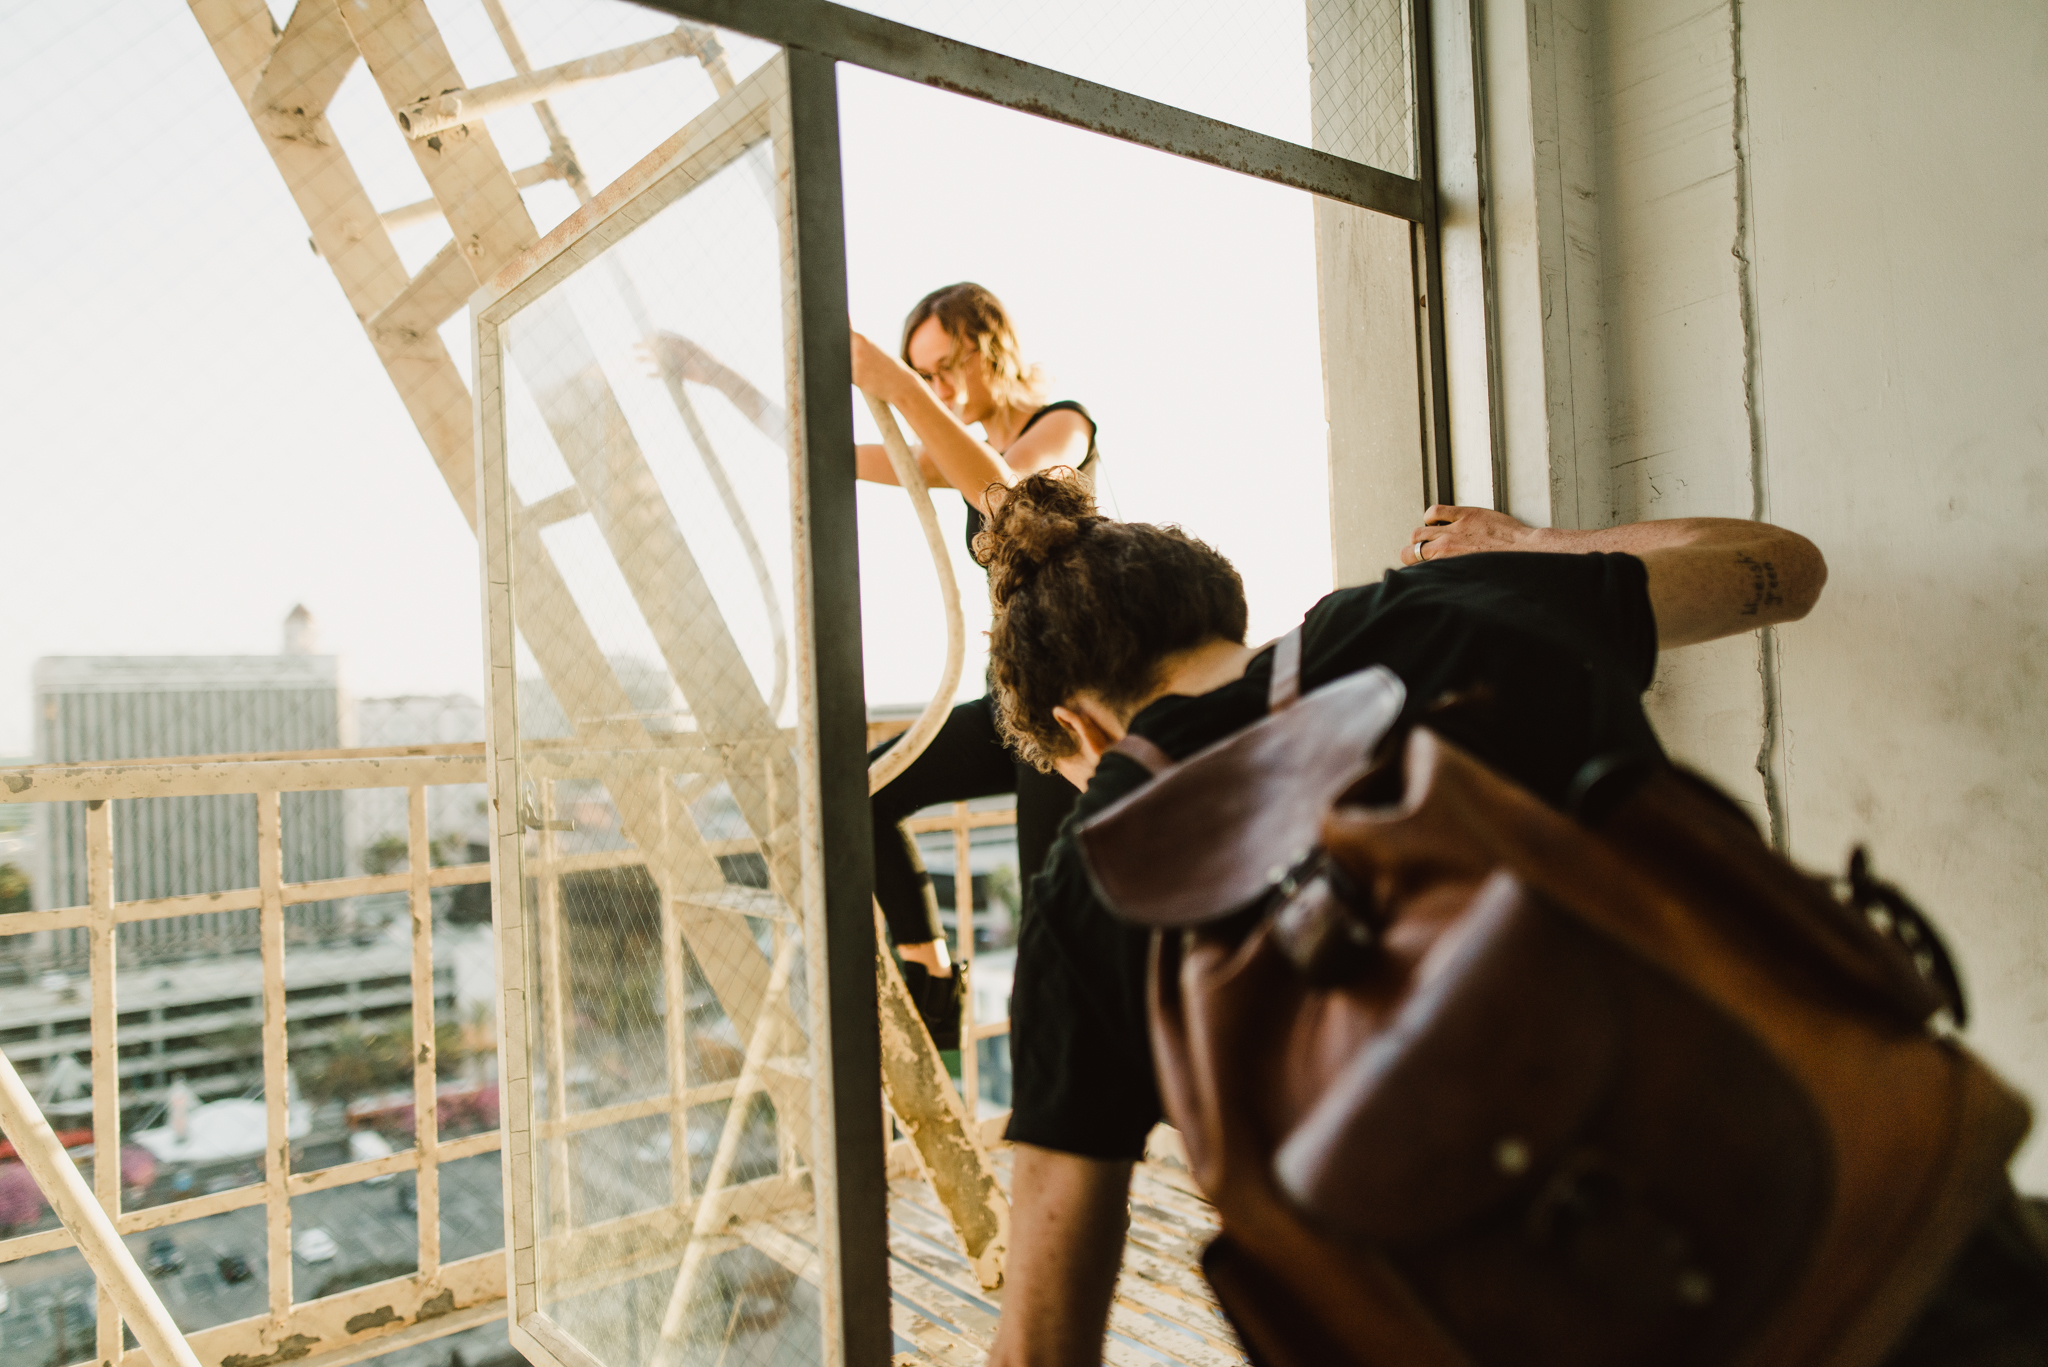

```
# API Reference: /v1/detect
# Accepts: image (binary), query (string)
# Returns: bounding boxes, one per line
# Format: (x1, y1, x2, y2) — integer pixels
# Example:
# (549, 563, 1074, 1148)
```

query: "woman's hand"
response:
(1403, 504, 1539, 565)
(849, 327, 918, 404)
(639, 330, 722, 384)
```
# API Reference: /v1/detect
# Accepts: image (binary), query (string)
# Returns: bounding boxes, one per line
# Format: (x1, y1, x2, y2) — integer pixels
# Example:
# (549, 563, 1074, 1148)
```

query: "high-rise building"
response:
(28, 611, 349, 970)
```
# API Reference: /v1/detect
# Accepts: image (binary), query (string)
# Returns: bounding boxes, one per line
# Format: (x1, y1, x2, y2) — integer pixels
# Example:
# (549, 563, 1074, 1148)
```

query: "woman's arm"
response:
(1406, 504, 1828, 648)
(854, 442, 945, 487)
(985, 1145, 1134, 1367)
(850, 330, 1090, 513)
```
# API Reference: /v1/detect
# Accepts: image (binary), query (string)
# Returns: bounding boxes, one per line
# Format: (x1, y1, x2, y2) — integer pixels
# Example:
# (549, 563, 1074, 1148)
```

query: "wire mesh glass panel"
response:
(479, 48, 833, 1367)
(1308, 0, 1417, 176)
(834, 0, 1417, 175)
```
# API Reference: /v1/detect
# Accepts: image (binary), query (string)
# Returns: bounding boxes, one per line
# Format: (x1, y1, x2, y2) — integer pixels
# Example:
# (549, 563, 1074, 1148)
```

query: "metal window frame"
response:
(635, 0, 1454, 504)
(481, 6, 1449, 1365)
(627, 8, 1449, 1366)
(472, 47, 893, 1367)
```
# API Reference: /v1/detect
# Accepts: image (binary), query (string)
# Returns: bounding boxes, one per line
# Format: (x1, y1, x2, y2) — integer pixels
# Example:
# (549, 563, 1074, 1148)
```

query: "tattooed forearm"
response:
(1735, 551, 1784, 617)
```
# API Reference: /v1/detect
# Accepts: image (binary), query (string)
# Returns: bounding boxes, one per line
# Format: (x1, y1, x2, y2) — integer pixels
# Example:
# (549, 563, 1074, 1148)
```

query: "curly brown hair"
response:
(976, 472, 1248, 772)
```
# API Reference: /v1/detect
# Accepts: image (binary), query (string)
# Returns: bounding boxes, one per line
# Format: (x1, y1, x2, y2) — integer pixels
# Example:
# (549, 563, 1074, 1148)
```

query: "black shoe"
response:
(898, 960, 963, 1052)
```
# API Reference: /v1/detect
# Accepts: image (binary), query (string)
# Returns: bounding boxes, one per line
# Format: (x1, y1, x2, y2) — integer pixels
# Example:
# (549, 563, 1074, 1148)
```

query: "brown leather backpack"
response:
(1078, 631, 2030, 1367)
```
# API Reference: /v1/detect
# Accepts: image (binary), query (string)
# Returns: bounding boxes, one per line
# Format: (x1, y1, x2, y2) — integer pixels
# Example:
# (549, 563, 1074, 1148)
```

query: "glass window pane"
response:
(486, 46, 831, 1367)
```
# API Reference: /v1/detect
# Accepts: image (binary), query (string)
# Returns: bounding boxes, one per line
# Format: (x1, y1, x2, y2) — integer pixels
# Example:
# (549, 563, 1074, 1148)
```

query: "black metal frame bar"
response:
(1411, 0, 1457, 505)
(785, 45, 894, 1367)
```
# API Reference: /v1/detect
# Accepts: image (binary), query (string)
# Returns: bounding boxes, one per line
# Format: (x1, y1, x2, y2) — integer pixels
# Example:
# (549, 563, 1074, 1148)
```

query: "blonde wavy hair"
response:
(899, 282, 1047, 412)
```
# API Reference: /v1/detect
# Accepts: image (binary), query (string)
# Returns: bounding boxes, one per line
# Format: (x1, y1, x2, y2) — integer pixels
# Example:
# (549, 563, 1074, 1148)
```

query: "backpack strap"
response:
(1109, 623, 1303, 775)
(1111, 733, 1174, 776)
(1269, 625, 1304, 713)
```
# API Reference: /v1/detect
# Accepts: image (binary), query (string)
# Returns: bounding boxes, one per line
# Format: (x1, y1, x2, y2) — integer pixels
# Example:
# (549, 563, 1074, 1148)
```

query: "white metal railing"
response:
(0, 745, 502, 1367)
(901, 803, 1017, 1118)
(0, 742, 1018, 1364)
(865, 715, 1019, 1127)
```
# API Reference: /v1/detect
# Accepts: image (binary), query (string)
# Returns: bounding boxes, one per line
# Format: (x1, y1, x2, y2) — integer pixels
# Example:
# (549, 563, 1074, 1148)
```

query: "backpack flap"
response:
(1080, 667, 1406, 929)
(1274, 871, 1622, 1247)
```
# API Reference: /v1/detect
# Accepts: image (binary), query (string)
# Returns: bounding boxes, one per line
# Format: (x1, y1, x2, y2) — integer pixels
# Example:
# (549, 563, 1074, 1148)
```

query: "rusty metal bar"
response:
(533, 780, 573, 1237)
(902, 807, 1016, 834)
(381, 160, 566, 230)
(0, 751, 484, 803)
(86, 798, 123, 1363)
(0, 1046, 202, 1367)
(1410, 0, 1456, 503)
(954, 803, 977, 1113)
(394, 25, 715, 137)
(637, 0, 1425, 221)
(408, 786, 443, 1281)
(258, 788, 293, 1323)
(657, 773, 694, 1214)
(784, 41, 893, 1364)
(0, 866, 489, 938)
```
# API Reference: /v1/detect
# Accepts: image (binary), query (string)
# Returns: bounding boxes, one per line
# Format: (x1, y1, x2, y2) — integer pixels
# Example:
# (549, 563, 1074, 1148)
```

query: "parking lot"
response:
(0, 1152, 503, 1365)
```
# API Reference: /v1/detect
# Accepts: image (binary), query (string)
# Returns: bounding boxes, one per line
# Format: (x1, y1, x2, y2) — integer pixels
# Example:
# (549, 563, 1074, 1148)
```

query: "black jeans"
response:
(868, 695, 1079, 945)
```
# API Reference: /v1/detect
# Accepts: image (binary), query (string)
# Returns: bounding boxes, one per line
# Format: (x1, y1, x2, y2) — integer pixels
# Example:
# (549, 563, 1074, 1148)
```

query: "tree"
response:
(0, 863, 28, 916)
(444, 842, 493, 926)
(299, 1026, 411, 1109)
(362, 835, 409, 878)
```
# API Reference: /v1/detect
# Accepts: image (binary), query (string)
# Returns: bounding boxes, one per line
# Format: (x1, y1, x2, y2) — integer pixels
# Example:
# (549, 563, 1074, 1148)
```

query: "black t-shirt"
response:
(1004, 550, 1663, 1160)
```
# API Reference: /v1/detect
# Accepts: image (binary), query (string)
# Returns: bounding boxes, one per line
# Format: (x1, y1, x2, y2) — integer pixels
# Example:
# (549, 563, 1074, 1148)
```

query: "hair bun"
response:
(973, 470, 1099, 603)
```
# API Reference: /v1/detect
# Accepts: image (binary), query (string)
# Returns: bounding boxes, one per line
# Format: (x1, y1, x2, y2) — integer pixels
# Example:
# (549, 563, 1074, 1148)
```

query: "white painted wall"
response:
(1743, 0, 2048, 1185)
(1461, 0, 2048, 1182)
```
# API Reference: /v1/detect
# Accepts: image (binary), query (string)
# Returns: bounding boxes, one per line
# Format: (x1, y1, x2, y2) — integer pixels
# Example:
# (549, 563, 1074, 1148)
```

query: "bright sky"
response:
(0, 0, 1332, 756)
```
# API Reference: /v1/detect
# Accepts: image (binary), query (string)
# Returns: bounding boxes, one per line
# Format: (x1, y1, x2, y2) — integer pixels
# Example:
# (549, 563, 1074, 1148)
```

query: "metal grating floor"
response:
(879, 1147, 1247, 1367)
(740, 1141, 1248, 1366)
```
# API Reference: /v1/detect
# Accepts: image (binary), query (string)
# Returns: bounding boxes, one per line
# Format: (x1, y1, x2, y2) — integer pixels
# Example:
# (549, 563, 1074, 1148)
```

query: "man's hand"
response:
(1402, 504, 1538, 564)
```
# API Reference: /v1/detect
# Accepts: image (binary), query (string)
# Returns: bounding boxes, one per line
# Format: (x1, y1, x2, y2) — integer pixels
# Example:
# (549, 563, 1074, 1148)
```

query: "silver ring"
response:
(1413, 540, 1429, 563)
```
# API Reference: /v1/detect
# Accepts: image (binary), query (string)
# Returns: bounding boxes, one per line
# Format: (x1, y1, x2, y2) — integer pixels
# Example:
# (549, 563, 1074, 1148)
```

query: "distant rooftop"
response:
(33, 654, 340, 693)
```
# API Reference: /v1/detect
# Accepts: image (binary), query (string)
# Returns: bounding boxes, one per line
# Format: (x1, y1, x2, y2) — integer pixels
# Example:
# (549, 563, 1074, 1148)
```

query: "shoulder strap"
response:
(1111, 733, 1174, 776)
(1110, 621, 1300, 775)
(1269, 626, 1303, 713)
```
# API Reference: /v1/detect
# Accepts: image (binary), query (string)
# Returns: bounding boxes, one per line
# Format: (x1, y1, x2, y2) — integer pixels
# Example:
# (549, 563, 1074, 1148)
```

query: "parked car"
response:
(348, 1128, 396, 1185)
(145, 1236, 184, 1277)
(216, 1254, 253, 1285)
(396, 1174, 417, 1215)
(294, 1228, 338, 1263)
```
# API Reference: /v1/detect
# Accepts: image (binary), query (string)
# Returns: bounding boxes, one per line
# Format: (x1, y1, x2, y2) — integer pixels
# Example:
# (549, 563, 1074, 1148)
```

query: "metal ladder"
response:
(187, 0, 1005, 1324)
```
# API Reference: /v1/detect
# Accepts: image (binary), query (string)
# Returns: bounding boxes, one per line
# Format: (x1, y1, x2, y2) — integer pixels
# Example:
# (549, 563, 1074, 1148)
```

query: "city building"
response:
(25, 610, 349, 974)
(347, 694, 490, 931)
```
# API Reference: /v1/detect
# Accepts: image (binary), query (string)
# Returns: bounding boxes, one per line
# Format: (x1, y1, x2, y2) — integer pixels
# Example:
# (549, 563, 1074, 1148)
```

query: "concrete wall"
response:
(1467, 0, 2048, 1182)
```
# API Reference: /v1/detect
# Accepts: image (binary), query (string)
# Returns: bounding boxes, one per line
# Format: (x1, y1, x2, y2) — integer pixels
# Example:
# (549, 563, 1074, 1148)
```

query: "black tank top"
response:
(962, 399, 1101, 563)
